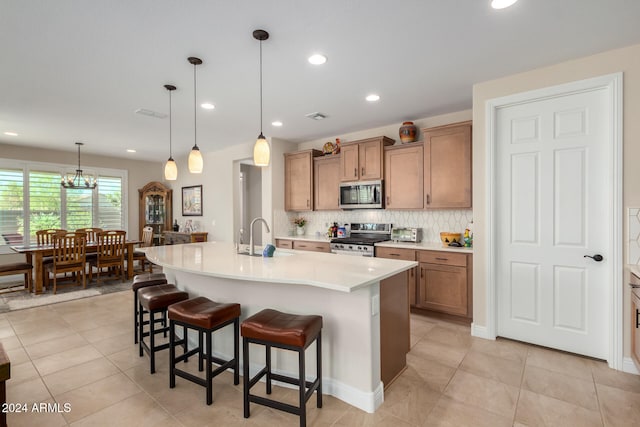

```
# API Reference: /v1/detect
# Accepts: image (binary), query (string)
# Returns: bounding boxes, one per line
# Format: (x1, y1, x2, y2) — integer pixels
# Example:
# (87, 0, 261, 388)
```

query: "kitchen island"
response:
(143, 241, 416, 413)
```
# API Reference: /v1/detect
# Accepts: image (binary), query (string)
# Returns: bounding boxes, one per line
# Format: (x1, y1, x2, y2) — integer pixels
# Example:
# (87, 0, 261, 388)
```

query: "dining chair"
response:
(75, 228, 102, 243)
(89, 230, 126, 283)
(45, 231, 87, 294)
(131, 226, 154, 274)
(35, 229, 66, 289)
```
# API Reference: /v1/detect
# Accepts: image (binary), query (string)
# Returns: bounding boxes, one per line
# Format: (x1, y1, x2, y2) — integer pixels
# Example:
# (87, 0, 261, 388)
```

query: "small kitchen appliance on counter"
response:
(330, 223, 391, 257)
(391, 227, 422, 243)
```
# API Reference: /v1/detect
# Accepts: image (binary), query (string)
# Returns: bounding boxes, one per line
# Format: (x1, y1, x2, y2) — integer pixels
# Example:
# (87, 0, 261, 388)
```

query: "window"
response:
(0, 160, 127, 246)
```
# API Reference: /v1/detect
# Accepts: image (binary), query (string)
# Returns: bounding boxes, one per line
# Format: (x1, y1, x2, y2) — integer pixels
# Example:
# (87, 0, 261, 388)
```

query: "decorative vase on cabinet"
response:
(296, 226, 305, 236)
(399, 121, 418, 143)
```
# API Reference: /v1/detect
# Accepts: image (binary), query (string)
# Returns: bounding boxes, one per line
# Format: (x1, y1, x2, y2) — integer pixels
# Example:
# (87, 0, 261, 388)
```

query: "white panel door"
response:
(496, 88, 609, 359)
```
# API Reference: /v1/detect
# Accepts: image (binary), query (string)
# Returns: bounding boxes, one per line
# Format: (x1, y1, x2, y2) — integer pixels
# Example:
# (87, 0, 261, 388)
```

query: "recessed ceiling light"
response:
(201, 103, 215, 110)
(491, 0, 518, 9)
(366, 94, 380, 102)
(308, 54, 327, 65)
(126, 149, 136, 153)
(4, 131, 18, 136)
(272, 121, 283, 127)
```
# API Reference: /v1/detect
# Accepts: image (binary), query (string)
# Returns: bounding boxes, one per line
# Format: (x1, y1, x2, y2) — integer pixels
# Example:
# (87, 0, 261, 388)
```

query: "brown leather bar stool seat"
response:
(138, 284, 188, 374)
(242, 309, 323, 427)
(132, 273, 168, 344)
(168, 297, 241, 405)
(0, 262, 33, 292)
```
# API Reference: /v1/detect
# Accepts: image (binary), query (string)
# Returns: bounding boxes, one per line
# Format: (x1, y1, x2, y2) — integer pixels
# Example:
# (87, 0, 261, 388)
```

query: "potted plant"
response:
(293, 217, 307, 235)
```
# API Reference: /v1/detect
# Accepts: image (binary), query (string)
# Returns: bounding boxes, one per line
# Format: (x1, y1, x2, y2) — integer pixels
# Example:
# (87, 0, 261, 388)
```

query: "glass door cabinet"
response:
(138, 181, 172, 244)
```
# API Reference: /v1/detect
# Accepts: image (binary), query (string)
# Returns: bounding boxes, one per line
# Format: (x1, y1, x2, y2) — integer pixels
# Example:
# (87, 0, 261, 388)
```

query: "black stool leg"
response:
(299, 347, 306, 427)
(266, 344, 272, 394)
(317, 331, 322, 408)
(198, 330, 204, 371)
(169, 319, 176, 388)
(138, 301, 144, 357)
(243, 338, 250, 418)
(233, 318, 239, 385)
(133, 292, 138, 344)
(206, 329, 213, 405)
(182, 325, 188, 363)
(150, 310, 156, 374)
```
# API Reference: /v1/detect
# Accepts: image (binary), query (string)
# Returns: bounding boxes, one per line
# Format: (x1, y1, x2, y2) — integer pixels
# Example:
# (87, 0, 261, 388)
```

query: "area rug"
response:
(0, 279, 132, 313)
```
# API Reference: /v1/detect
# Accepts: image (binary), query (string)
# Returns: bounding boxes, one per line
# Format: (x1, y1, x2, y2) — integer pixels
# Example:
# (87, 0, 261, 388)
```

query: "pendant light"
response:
(163, 84, 178, 181)
(60, 142, 97, 189)
(188, 56, 204, 173)
(253, 29, 270, 167)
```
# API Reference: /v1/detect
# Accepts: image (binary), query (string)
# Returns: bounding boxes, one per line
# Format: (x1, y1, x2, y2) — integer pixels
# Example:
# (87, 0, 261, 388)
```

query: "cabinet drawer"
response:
(375, 247, 416, 261)
(275, 239, 293, 249)
(293, 241, 330, 253)
(417, 250, 466, 267)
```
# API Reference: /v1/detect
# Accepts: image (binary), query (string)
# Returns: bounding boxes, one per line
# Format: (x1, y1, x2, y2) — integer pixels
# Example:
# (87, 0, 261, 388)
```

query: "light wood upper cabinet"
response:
(384, 144, 424, 209)
(423, 121, 472, 208)
(285, 149, 322, 211)
(339, 136, 394, 181)
(314, 155, 340, 210)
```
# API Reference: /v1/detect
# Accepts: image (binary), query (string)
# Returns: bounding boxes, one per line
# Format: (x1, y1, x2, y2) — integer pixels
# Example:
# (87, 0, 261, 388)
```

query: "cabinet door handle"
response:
(386, 196, 390, 206)
(361, 167, 365, 176)
(390, 253, 400, 257)
(307, 199, 310, 207)
(420, 268, 424, 279)
(435, 257, 448, 261)
(426, 194, 430, 204)
(637, 309, 640, 328)
(630, 283, 640, 288)
(409, 268, 414, 278)
(354, 168, 357, 177)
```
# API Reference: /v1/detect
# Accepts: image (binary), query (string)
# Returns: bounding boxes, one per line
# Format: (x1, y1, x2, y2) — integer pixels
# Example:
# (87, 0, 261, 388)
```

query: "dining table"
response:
(11, 240, 141, 294)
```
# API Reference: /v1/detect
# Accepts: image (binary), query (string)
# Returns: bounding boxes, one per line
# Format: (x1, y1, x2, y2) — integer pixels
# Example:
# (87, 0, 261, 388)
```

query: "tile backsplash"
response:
(277, 210, 473, 243)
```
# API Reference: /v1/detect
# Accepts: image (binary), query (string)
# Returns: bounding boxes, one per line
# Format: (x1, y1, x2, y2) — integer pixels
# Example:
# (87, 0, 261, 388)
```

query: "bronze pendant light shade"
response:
(253, 30, 270, 167)
(188, 56, 204, 173)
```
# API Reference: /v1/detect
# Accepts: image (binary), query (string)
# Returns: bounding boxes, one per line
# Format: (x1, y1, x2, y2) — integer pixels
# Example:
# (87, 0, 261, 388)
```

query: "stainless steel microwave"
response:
(339, 180, 383, 209)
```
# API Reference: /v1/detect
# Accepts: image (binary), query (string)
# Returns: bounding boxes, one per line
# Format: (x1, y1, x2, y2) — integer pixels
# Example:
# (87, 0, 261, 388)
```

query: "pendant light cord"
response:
(259, 38, 263, 135)
(193, 62, 198, 149)
(169, 89, 173, 158)
(77, 143, 81, 171)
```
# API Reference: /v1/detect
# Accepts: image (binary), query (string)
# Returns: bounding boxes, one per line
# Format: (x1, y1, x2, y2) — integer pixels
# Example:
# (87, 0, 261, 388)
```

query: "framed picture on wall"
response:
(182, 185, 203, 216)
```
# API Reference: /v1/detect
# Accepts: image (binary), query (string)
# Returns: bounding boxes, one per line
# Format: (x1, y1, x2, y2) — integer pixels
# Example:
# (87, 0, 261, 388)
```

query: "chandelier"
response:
(61, 142, 97, 189)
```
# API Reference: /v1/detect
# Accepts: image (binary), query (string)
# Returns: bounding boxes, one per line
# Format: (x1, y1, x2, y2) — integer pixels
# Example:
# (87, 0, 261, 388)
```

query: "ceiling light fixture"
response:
(164, 84, 178, 181)
(491, 0, 518, 9)
(271, 121, 283, 127)
(61, 142, 97, 189)
(308, 54, 327, 65)
(187, 57, 204, 173)
(3, 131, 18, 136)
(201, 103, 215, 110)
(253, 29, 270, 167)
(366, 94, 380, 102)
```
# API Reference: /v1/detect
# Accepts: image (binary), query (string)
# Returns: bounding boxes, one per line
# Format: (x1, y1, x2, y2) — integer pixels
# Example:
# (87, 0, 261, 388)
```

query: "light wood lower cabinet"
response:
(375, 247, 417, 306)
(164, 231, 208, 245)
(275, 239, 293, 249)
(631, 272, 640, 371)
(417, 250, 472, 317)
(293, 241, 331, 253)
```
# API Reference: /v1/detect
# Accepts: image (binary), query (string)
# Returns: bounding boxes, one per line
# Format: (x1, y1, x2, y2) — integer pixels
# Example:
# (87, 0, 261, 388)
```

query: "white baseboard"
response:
(471, 322, 493, 340)
(622, 357, 639, 375)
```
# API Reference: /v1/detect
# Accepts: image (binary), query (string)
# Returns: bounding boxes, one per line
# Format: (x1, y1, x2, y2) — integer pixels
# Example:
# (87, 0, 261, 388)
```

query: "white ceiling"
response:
(1, 0, 640, 162)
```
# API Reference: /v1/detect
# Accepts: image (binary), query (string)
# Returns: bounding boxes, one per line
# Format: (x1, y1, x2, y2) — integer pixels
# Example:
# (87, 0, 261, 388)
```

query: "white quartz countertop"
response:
(375, 241, 474, 253)
(143, 241, 416, 293)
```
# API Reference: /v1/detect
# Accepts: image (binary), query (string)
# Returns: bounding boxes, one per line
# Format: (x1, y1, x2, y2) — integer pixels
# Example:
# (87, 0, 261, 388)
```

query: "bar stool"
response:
(168, 297, 241, 405)
(241, 309, 322, 427)
(138, 284, 189, 373)
(132, 273, 168, 344)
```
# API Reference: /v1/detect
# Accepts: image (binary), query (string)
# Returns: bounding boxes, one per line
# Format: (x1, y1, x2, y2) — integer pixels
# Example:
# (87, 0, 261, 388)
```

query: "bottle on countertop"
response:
(332, 222, 338, 238)
(173, 220, 179, 232)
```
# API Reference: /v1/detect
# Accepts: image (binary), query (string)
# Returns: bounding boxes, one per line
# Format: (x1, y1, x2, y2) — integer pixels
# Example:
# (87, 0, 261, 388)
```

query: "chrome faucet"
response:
(248, 217, 270, 256)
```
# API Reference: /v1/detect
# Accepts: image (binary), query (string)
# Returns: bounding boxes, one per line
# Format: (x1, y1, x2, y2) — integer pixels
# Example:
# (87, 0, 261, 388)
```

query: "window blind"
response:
(98, 176, 123, 230)
(0, 168, 24, 245)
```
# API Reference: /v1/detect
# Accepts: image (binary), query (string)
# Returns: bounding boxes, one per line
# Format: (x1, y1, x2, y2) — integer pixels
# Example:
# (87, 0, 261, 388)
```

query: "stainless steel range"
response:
(330, 223, 391, 257)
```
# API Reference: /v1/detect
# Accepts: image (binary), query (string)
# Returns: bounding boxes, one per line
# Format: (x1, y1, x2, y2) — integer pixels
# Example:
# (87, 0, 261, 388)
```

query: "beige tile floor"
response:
(1, 290, 639, 426)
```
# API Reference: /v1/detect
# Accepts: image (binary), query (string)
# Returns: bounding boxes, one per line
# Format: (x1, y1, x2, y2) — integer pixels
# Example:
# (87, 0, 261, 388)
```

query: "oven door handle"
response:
(331, 249, 371, 257)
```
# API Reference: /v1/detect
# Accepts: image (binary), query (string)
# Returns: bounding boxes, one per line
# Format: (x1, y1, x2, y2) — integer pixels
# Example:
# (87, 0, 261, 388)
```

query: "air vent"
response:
(134, 108, 167, 119)
(305, 112, 328, 120)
